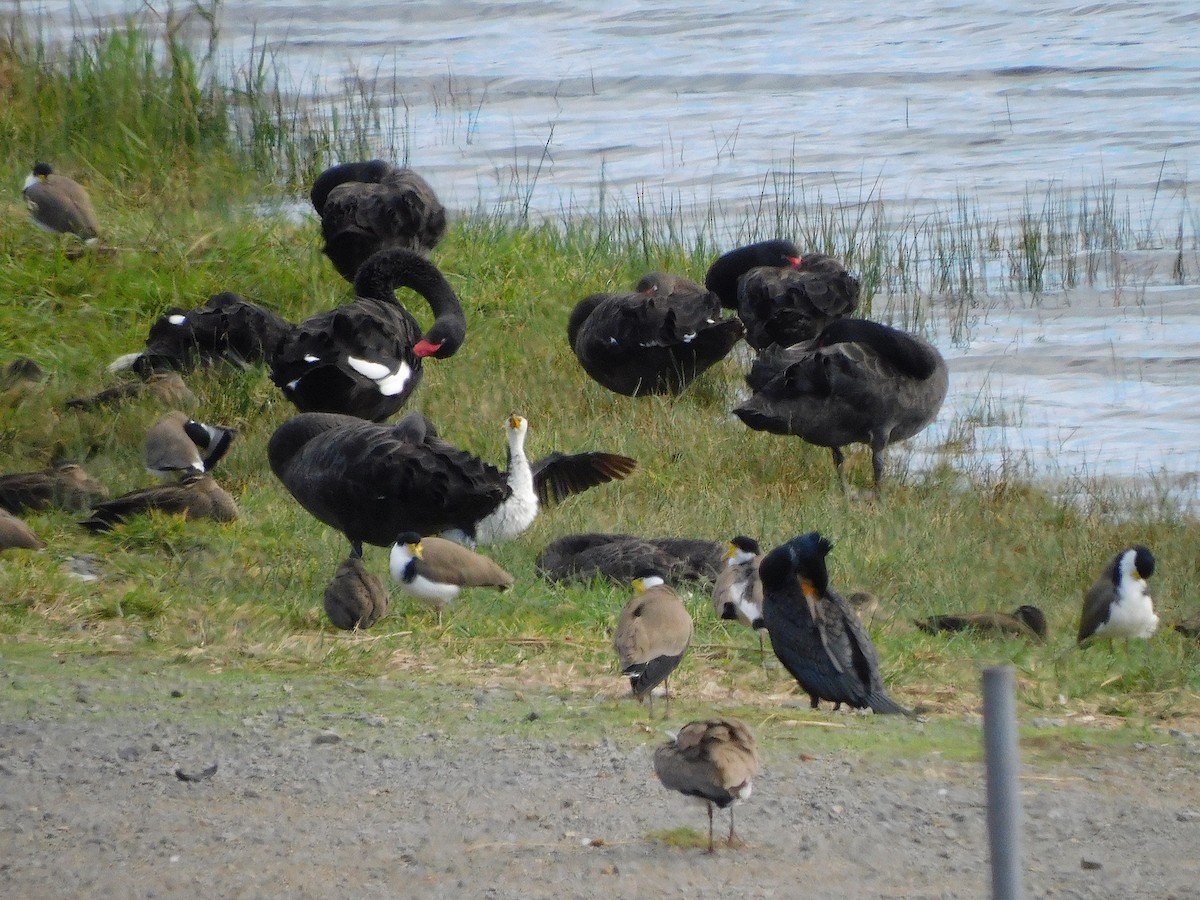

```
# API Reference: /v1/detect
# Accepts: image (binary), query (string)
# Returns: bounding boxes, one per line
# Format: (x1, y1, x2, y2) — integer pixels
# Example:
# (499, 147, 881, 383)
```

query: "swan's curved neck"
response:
(353, 249, 466, 355)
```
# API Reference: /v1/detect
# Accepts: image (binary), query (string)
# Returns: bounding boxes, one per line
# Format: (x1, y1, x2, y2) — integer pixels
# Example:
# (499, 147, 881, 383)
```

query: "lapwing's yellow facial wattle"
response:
(409, 540, 423, 558)
(724, 543, 738, 560)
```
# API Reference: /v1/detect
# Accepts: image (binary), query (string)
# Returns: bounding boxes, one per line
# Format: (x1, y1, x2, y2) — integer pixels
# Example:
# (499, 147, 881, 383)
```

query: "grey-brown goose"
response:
(568, 271, 744, 397)
(389, 532, 514, 625)
(269, 411, 636, 557)
(916, 605, 1047, 640)
(704, 239, 860, 350)
(536, 533, 724, 585)
(711, 535, 766, 660)
(65, 372, 196, 411)
(0, 509, 45, 551)
(734, 317, 948, 495)
(760, 532, 911, 715)
(79, 474, 238, 532)
(271, 247, 466, 421)
(109, 292, 292, 378)
(324, 557, 391, 630)
(310, 160, 447, 282)
(612, 574, 693, 717)
(23, 162, 100, 243)
(0, 461, 109, 515)
(653, 717, 759, 853)
(0, 357, 45, 391)
(1078, 545, 1158, 645)
(143, 411, 237, 479)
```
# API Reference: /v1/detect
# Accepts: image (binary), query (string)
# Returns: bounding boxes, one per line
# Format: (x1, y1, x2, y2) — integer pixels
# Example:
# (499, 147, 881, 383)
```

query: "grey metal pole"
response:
(982, 665, 1024, 900)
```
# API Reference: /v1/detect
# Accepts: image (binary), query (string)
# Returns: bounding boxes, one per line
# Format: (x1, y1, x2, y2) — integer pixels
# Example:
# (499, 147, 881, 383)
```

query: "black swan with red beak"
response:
(271, 247, 467, 421)
(704, 239, 860, 350)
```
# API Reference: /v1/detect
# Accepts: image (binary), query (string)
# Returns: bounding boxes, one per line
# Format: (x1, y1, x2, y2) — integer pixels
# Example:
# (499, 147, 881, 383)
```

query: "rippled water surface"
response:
(25, 0, 1200, 509)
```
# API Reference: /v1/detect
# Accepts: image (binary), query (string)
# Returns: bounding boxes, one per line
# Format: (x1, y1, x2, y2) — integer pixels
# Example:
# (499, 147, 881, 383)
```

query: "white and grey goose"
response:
(1078, 545, 1158, 645)
(23, 162, 100, 244)
(389, 531, 514, 625)
(143, 411, 237, 479)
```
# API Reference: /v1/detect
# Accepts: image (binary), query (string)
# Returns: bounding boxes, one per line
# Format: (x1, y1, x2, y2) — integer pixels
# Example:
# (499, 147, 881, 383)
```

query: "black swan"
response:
(271, 247, 466, 421)
(734, 317, 948, 495)
(568, 271, 744, 396)
(704, 240, 860, 350)
(536, 532, 724, 585)
(111, 291, 292, 378)
(268, 411, 636, 557)
(310, 160, 447, 281)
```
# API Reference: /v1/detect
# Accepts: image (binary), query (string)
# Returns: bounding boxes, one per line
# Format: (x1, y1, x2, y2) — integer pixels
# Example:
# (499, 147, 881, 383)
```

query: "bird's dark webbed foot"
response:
(350, 540, 364, 559)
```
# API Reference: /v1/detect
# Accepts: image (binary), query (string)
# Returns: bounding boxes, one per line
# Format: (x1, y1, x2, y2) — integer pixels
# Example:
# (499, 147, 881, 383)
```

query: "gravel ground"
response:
(2, 659, 1199, 899)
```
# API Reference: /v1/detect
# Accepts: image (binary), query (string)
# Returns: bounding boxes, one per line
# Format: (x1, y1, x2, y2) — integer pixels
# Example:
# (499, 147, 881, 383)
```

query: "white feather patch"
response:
(106, 352, 143, 373)
(168, 314, 187, 325)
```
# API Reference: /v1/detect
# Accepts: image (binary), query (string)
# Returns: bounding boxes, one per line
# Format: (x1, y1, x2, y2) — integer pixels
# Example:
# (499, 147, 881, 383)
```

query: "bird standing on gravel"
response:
(1078, 545, 1158, 645)
(653, 717, 759, 853)
(760, 532, 911, 715)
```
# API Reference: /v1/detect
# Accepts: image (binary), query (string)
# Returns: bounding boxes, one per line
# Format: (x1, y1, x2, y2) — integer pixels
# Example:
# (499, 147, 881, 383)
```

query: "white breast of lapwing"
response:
(389, 546, 462, 604)
(1096, 574, 1159, 640)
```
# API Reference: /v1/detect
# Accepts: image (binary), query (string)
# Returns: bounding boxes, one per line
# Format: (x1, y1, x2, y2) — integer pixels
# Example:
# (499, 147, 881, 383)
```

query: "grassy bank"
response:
(2, 7, 1200, 749)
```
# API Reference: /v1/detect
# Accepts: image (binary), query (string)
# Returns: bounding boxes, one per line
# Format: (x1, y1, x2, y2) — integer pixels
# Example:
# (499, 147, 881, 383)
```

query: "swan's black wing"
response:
(530, 451, 637, 507)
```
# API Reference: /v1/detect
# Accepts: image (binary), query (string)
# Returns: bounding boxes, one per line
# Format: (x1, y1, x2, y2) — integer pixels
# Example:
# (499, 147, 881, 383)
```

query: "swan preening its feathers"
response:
(568, 272, 744, 396)
(268, 411, 636, 557)
(704, 240, 860, 350)
(111, 292, 292, 378)
(271, 247, 467, 421)
(310, 160, 447, 281)
(735, 317, 948, 494)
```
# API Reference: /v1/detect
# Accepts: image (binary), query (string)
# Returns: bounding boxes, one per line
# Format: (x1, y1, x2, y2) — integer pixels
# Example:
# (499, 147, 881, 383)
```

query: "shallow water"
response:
(907, 283, 1200, 512)
(25, 0, 1200, 511)
(29, 0, 1200, 220)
